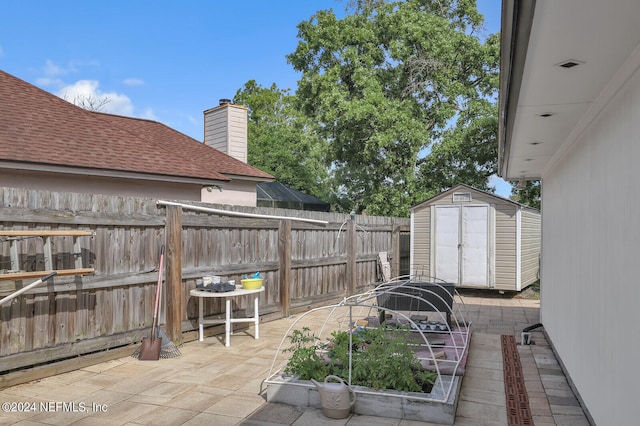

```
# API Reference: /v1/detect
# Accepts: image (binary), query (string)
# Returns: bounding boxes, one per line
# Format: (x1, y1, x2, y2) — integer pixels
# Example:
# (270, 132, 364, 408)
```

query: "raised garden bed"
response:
(265, 277, 472, 424)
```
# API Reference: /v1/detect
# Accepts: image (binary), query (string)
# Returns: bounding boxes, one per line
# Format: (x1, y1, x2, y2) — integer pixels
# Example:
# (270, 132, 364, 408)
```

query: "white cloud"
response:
(57, 80, 134, 116)
(187, 115, 199, 126)
(43, 59, 67, 77)
(35, 76, 64, 87)
(123, 77, 144, 86)
(139, 108, 157, 120)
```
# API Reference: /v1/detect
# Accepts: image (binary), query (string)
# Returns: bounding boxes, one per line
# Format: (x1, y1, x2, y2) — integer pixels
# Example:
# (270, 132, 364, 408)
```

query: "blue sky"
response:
(0, 0, 510, 196)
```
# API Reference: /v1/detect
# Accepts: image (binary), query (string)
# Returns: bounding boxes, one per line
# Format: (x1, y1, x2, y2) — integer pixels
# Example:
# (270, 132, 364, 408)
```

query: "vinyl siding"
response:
(520, 209, 541, 287)
(411, 185, 532, 291)
(494, 203, 517, 290)
(411, 207, 431, 275)
(204, 104, 248, 163)
(426, 189, 499, 206)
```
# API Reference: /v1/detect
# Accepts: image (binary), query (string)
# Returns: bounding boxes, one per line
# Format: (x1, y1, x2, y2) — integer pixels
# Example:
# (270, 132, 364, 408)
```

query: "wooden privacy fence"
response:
(0, 188, 409, 382)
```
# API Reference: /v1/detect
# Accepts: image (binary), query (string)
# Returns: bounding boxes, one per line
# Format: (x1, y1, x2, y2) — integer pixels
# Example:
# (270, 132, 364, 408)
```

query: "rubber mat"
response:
(501, 335, 533, 426)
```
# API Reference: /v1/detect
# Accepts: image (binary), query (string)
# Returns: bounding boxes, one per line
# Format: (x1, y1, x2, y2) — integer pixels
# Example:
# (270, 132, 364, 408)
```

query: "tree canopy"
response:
(238, 0, 501, 216)
(286, 0, 500, 216)
(233, 80, 330, 201)
(510, 180, 541, 210)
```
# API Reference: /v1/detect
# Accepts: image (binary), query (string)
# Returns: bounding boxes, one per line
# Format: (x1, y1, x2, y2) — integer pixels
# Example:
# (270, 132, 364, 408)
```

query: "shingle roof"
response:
(0, 70, 273, 183)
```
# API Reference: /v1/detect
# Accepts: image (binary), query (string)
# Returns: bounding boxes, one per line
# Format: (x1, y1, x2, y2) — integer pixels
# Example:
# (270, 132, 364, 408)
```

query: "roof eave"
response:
(222, 173, 274, 183)
(0, 161, 230, 186)
(498, 0, 537, 180)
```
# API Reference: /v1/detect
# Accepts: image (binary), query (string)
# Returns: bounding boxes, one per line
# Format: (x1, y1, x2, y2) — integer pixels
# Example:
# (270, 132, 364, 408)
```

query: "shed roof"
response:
(0, 70, 273, 185)
(411, 183, 539, 212)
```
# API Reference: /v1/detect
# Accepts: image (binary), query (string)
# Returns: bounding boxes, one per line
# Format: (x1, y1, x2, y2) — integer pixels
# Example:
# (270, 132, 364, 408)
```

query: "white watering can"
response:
(310, 375, 356, 419)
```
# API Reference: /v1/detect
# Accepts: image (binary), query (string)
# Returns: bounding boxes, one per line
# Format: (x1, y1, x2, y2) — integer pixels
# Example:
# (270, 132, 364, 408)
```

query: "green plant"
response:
(283, 327, 329, 380)
(283, 325, 438, 393)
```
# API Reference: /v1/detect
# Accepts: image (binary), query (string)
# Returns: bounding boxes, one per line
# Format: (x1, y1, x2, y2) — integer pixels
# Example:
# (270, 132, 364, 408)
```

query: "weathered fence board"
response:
(0, 188, 409, 380)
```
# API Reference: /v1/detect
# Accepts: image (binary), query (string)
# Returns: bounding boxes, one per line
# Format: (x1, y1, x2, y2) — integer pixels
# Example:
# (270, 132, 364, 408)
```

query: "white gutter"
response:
(157, 200, 329, 225)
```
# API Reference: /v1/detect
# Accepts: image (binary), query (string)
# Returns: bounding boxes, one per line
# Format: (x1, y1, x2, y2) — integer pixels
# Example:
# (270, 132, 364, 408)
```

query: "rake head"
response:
(131, 327, 182, 359)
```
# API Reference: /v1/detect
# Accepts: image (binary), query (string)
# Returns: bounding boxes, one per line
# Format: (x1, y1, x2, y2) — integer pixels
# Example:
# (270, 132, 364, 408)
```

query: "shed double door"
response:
(432, 205, 493, 287)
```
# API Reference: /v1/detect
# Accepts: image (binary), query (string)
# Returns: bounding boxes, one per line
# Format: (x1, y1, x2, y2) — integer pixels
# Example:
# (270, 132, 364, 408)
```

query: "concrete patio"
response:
(0, 291, 590, 425)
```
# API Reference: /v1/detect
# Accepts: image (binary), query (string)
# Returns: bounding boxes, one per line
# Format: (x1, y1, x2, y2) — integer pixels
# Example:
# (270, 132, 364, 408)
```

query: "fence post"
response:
(279, 220, 291, 317)
(347, 215, 357, 295)
(392, 221, 401, 278)
(165, 204, 183, 344)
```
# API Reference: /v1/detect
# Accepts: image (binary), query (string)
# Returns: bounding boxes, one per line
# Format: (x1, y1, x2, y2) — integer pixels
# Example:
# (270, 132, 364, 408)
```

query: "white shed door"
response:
(434, 205, 490, 287)
(434, 206, 460, 283)
(461, 205, 488, 286)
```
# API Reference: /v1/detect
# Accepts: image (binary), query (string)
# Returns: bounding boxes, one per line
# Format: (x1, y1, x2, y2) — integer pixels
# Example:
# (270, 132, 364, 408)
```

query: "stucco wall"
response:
(0, 170, 202, 201)
(541, 50, 640, 425)
(201, 179, 257, 207)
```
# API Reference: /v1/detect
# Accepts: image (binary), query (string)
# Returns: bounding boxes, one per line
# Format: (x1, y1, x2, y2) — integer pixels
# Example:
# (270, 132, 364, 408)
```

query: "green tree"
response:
(233, 81, 330, 200)
(418, 98, 498, 199)
(288, 0, 499, 216)
(510, 180, 541, 210)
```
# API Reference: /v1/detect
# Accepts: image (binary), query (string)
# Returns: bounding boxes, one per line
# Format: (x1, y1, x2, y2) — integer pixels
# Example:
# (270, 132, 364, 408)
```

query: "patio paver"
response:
(0, 291, 591, 425)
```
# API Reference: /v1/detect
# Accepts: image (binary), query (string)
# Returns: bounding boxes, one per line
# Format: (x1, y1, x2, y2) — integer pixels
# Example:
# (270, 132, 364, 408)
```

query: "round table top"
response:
(190, 286, 264, 298)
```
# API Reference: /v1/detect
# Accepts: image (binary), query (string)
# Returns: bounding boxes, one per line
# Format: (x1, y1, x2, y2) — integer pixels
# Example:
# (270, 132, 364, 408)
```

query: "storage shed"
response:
(410, 184, 540, 291)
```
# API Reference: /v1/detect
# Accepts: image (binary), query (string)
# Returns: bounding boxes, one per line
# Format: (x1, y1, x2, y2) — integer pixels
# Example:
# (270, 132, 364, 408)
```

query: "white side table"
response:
(190, 287, 264, 347)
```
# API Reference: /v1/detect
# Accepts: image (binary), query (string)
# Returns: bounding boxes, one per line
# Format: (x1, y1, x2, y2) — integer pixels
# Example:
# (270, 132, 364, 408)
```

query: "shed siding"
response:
(427, 189, 500, 207)
(411, 207, 431, 275)
(520, 209, 541, 287)
(494, 203, 517, 290)
(411, 185, 539, 292)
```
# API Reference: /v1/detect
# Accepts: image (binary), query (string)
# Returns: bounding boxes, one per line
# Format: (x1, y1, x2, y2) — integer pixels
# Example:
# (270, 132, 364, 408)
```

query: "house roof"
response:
(0, 70, 273, 185)
(498, 0, 640, 181)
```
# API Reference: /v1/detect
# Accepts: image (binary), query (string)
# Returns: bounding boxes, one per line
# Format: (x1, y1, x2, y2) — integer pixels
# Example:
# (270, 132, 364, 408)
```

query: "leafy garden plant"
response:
(282, 327, 329, 380)
(283, 325, 437, 393)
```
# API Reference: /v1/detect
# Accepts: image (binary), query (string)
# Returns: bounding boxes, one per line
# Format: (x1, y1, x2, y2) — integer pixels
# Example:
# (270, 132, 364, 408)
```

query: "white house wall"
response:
(541, 50, 640, 425)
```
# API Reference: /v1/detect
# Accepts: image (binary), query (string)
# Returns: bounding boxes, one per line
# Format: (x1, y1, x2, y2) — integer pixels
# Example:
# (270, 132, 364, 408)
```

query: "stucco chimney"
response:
(203, 99, 248, 163)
